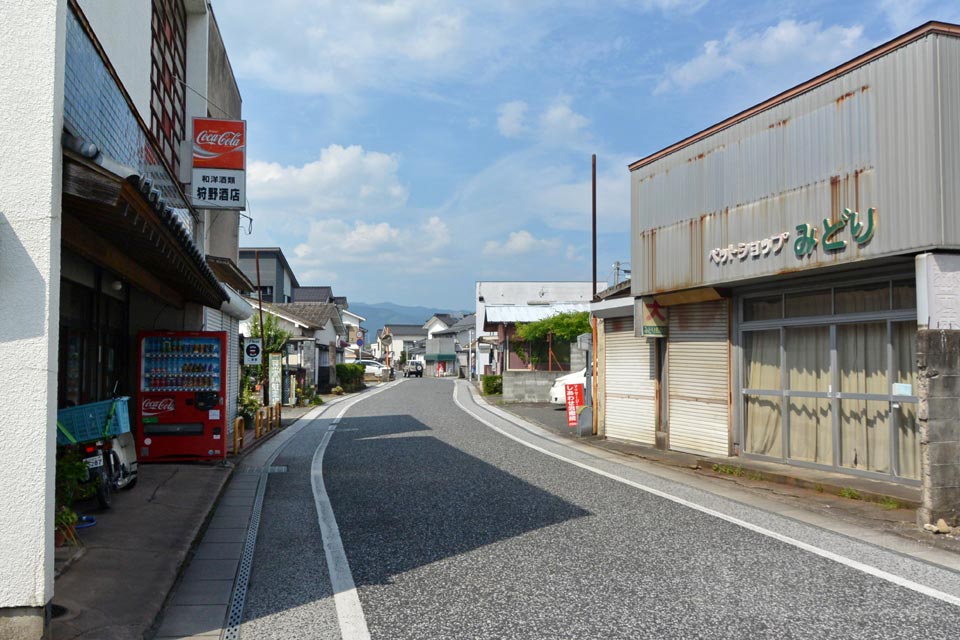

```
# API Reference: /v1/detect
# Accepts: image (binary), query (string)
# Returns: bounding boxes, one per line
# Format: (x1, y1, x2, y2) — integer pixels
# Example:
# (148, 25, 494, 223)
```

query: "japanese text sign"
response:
(636, 297, 668, 338)
(565, 383, 584, 428)
(192, 118, 246, 210)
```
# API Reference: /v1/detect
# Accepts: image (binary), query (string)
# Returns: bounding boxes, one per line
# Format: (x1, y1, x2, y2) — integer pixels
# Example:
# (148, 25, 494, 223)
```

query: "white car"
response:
(549, 368, 587, 405)
(350, 359, 393, 377)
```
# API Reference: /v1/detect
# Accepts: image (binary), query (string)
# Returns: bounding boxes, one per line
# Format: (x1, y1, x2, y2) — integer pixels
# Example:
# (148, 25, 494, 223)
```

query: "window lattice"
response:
(150, 0, 186, 176)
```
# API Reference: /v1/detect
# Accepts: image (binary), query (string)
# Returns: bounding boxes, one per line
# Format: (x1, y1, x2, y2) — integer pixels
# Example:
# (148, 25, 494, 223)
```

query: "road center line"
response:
(310, 380, 402, 640)
(452, 381, 960, 609)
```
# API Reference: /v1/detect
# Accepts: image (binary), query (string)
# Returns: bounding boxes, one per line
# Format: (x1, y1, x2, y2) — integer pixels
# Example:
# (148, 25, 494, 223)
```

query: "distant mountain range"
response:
(348, 301, 469, 336)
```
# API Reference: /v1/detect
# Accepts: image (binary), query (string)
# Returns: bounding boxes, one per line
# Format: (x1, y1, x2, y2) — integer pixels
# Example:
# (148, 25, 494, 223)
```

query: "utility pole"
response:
(255, 250, 268, 405)
(592, 153, 597, 300)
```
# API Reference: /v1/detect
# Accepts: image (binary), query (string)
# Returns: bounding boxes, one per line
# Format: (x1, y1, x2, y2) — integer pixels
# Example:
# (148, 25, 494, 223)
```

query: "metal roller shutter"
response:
(226, 316, 239, 433)
(203, 307, 240, 446)
(604, 317, 657, 445)
(667, 300, 730, 456)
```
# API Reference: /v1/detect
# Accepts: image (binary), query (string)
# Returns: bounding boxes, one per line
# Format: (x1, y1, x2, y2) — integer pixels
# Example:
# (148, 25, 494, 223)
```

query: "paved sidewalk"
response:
(153, 395, 353, 639)
(51, 463, 232, 640)
(49, 394, 347, 640)
(485, 395, 960, 555)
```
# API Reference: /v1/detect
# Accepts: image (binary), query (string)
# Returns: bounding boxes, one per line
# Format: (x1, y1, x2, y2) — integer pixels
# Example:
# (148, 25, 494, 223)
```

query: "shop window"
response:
(838, 323, 887, 394)
(835, 282, 890, 314)
(789, 398, 832, 464)
(744, 330, 780, 390)
(786, 326, 832, 464)
(743, 295, 782, 322)
(784, 289, 831, 318)
(839, 400, 890, 473)
(892, 280, 917, 310)
(893, 320, 920, 479)
(743, 330, 782, 456)
(745, 395, 782, 457)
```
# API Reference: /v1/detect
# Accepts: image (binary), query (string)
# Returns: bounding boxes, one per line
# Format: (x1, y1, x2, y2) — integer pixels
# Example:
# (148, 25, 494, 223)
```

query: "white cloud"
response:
(879, 0, 926, 32)
(248, 144, 408, 218)
(482, 230, 562, 256)
(291, 216, 452, 278)
(656, 20, 867, 93)
(421, 216, 451, 251)
(879, 0, 960, 33)
(539, 95, 591, 140)
(220, 1, 707, 98)
(497, 101, 529, 138)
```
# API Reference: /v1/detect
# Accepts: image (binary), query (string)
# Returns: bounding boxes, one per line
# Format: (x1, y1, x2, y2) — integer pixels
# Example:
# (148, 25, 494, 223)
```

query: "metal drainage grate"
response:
(222, 472, 268, 640)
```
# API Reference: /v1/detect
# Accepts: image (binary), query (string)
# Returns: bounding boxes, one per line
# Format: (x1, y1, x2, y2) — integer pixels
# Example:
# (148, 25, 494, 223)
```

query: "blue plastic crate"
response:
(56, 397, 131, 445)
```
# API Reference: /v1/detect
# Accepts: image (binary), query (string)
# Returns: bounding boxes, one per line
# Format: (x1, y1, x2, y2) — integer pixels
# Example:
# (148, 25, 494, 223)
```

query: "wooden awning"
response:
(61, 152, 227, 308)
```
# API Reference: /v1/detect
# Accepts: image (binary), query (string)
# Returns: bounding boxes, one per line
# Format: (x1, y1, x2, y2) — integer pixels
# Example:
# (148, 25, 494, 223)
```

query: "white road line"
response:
(310, 380, 403, 640)
(452, 381, 960, 609)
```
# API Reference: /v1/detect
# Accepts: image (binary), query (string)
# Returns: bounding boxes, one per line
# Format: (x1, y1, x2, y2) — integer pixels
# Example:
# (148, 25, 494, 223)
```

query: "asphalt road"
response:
(240, 378, 960, 639)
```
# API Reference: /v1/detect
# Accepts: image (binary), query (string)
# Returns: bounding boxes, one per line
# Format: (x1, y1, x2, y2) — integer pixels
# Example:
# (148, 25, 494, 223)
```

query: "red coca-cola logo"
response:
(193, 118, 245, 170)
(142, 397, 175, 416)
(196, 130, 242, 147)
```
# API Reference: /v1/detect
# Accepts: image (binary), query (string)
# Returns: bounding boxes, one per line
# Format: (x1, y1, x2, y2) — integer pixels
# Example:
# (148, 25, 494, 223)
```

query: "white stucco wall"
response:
(917, 253, 960, 330)
(76, 0, 151, 120)
(0, 0, 66, 611)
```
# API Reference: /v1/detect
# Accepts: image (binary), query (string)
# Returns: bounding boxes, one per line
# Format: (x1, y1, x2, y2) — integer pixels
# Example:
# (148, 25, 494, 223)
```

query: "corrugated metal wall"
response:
(939, 36, 960, 245)
(667, 300, 730, 456)
(632, 33, 956, 295)
(604, 318, 657, 445)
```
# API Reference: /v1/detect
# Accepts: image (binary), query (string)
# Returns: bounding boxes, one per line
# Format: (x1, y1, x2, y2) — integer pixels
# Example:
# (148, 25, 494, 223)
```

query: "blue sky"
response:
(214, 0, 959, 310)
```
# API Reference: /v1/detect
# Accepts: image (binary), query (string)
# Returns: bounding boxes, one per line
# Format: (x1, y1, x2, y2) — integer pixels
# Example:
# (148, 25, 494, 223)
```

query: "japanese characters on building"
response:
(708, 207, 877, 266)
(191, 118, 246, 209)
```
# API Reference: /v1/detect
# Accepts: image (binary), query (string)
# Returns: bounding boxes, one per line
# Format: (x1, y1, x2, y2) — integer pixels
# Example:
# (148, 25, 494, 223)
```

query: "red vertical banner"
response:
(565, 383, 584, 428)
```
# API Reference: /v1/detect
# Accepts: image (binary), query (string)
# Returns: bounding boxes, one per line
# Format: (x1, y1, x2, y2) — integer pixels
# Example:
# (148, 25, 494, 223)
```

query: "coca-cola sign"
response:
(142, 397, 175, 416)
(192, 117, 246, 210)
(192, 118, 246, 170)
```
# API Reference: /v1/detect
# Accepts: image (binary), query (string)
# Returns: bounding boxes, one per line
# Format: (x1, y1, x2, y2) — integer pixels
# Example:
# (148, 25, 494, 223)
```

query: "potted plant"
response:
(55, 449, 92, 546)
(54, 506, 79, 547)
(238, 386, 261, 431)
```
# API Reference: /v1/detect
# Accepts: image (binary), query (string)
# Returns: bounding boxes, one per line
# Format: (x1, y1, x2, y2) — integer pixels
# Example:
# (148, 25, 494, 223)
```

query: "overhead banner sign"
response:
(192, 117, 246, 210)
(636, 297, 668, 338)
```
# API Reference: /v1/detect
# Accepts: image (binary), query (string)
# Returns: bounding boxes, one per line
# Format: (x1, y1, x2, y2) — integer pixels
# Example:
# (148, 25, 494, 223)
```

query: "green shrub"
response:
(336, 363, 366, 391)
(482, 374, 502, 395)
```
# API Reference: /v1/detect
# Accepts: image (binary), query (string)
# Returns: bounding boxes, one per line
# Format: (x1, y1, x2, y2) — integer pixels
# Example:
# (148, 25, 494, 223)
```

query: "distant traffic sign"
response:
(357, 338, 364, 347)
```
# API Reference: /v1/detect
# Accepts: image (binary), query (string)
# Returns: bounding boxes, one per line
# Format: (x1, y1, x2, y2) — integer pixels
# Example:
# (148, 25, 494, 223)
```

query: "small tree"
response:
(513, 311, 590, 370)
(245, 312, 292, 401)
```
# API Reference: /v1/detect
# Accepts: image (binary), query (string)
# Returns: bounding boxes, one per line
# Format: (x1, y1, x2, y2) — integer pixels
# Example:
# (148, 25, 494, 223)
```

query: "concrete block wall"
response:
(917, 329, 960, 525)
(503, 370, 565, 403)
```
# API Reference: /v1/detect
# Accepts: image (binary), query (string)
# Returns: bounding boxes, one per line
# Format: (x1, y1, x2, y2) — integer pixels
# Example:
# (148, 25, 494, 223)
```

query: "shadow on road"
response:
(326, 413, 591, 588)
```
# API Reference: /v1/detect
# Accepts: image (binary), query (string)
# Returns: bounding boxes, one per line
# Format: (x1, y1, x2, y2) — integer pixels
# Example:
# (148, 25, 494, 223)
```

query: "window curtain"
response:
(787, 326, 832, 464)
(838, 323, 889, 473)
(894, 322, 919, 479)
(744, 330, 781, 456)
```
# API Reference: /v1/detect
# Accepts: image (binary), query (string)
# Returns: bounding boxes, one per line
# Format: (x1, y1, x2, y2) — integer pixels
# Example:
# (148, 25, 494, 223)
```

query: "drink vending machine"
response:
(137, 331, 228, 461)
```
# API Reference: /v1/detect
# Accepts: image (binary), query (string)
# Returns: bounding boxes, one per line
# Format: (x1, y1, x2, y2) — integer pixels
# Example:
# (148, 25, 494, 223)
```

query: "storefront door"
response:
(739, 277, 919, 481)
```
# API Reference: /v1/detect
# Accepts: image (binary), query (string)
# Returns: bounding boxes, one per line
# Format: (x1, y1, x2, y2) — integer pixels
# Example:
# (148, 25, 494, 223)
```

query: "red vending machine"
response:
(137, 331, 228, 462)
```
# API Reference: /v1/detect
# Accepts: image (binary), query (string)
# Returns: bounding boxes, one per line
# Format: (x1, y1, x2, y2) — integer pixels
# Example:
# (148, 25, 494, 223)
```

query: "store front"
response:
(59, 252, 130, 408)
(738, 272, 919, 481)
(625, 23, 960, 505)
